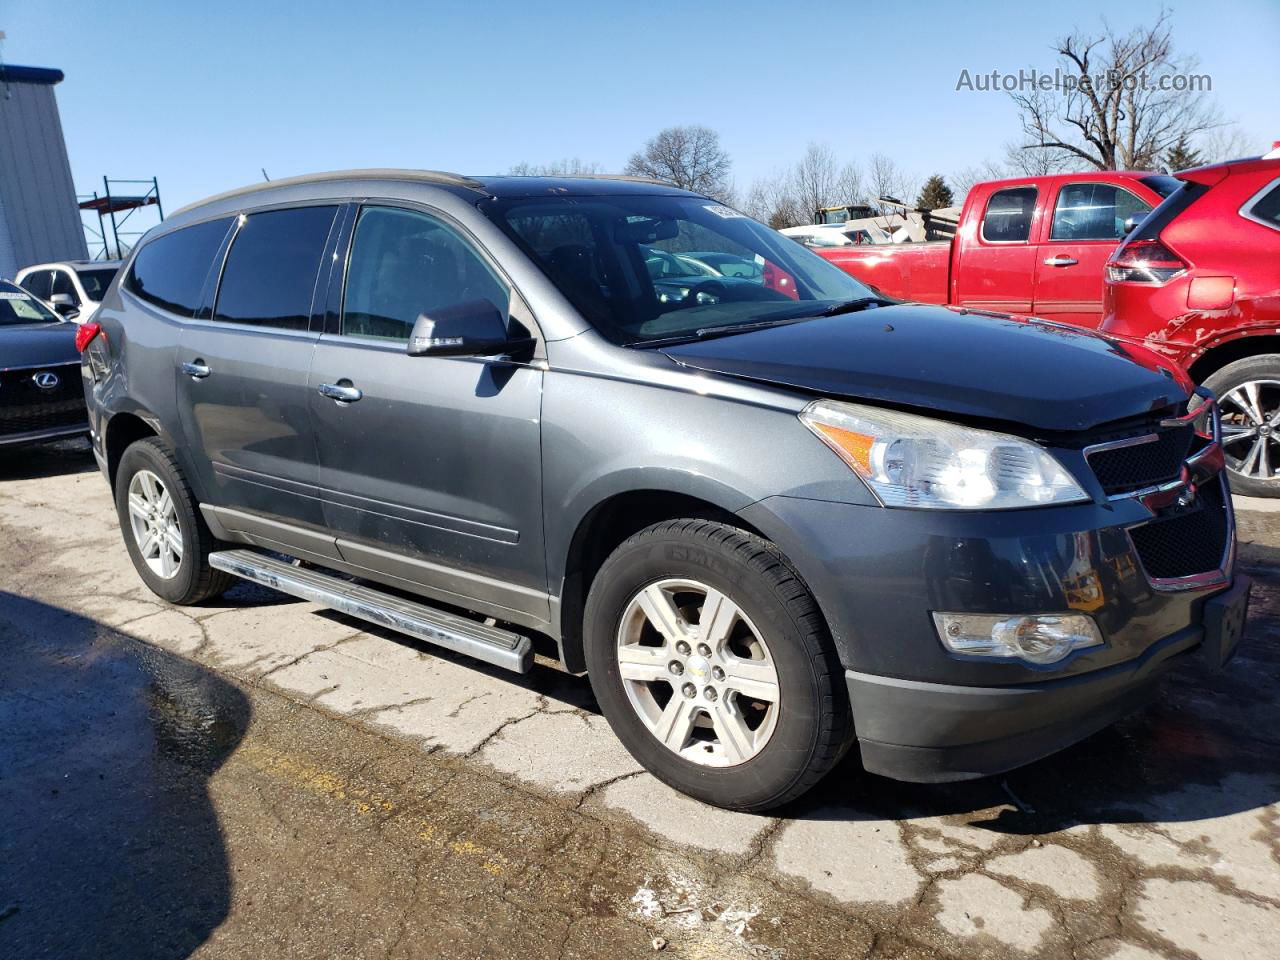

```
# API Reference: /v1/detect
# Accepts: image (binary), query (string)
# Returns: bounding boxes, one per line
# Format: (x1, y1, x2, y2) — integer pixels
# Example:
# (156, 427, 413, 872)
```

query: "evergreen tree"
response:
(916, 174, 954, 211)
(1163, 135, 1202, 173)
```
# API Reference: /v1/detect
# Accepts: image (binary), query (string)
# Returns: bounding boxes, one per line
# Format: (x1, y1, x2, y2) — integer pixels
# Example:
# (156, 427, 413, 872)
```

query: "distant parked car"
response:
(815, 172, 1175, 327)
(0, 279, 89, 449)
(1101, 148, 1280, 496)
(16, 260, 122, 323)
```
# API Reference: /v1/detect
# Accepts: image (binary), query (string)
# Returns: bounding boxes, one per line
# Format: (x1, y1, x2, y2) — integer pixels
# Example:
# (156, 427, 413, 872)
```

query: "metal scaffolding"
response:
(78, 176, 164, 260)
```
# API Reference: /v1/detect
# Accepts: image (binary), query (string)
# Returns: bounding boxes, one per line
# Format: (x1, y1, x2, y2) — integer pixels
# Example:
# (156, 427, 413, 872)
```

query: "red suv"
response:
(1102, 149, 1280, 496)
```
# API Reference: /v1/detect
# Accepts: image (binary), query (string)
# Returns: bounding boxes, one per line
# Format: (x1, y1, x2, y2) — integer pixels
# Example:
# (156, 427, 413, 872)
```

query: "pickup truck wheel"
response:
(114, 437, 233, 605)
(583, 519, 852, 811)
(1203, 356, 1280, 498)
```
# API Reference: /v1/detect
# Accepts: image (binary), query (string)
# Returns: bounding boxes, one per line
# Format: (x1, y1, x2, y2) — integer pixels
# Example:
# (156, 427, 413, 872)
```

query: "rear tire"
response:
(114, 437, 233, 604)
(1202, 355, 1280, 498)
(583, 519, 852, 811)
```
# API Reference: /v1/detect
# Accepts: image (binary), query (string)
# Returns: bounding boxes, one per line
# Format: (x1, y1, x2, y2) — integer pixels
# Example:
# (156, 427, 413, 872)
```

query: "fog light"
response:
(932, 612, 1103, 666)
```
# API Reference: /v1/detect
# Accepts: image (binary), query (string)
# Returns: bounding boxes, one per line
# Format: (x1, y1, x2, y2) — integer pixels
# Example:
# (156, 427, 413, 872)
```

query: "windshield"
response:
(480, 194, 874, 345)
(0, 282, 61, 326)
(76, 266, 119, 302)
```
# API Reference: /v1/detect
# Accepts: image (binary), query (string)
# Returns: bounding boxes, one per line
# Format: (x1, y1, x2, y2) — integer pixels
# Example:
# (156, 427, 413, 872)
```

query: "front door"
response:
(1033, 181, 1154, 328)
(177, 204, 340, 539)
(308, 204, 548, 623)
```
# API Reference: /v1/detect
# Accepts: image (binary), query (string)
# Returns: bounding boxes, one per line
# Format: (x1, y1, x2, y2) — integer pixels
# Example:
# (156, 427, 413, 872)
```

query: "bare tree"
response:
(508, 157, 602, 176)
(1198, 127, 1262, 164)
(790, 143, 862, 222)
(1011, 10, 1222, 170)
(867, 153, 916, 212)
(624, 125, 733, 201)
(742, 172, 805, 229)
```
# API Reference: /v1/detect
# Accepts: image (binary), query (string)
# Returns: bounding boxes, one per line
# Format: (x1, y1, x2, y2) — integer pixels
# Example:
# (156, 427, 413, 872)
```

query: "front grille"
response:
(0, 364, 86, 437)
(1128, 480, 1229, 580)
(1086, 424, 1195, 495)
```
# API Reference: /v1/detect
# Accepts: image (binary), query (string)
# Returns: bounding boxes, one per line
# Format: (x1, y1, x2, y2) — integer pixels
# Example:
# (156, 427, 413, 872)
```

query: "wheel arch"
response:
(1187, 333, 1280, 385)
(103, 406, 187, 492)
(554, 487, 768, 673)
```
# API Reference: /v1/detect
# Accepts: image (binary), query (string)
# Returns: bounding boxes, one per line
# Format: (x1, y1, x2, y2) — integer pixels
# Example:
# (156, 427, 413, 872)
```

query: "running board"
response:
(208, 549, 534, 673)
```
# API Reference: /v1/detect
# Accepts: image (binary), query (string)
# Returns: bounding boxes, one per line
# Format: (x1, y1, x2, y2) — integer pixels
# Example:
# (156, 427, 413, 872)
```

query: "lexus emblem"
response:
(32, 371, 60, 390)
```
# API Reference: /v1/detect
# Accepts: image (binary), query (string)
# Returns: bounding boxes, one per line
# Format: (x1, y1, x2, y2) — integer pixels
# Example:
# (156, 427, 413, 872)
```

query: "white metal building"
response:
(0, 64, 88, 279)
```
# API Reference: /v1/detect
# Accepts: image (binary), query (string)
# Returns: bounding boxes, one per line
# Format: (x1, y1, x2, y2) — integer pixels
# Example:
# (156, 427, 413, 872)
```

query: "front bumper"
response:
(849, 574, 1249, 782)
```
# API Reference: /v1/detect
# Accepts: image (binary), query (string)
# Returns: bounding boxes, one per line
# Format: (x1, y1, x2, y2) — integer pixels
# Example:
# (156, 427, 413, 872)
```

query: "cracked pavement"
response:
(1, 441, 1278, 959)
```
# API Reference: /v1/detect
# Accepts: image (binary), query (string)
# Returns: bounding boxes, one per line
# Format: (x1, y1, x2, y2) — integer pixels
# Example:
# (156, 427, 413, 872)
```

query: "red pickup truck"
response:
(818, 172, 1178, 327)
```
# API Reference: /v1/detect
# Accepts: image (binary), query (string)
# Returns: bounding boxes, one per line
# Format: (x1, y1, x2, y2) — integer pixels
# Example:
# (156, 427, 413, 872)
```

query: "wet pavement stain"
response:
(0, 593, 250, 960)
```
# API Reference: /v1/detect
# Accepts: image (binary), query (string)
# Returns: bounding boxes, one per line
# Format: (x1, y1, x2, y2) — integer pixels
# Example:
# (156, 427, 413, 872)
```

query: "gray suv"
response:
(80, 170, 1250, 810)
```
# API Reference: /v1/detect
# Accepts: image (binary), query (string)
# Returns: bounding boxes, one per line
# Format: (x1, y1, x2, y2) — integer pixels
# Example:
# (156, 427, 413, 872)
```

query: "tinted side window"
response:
(22, 270, 52, 300)
(1050, 183, 1151, 241)
(341, 206, 509, 342)
(1247, 181, 1280, 231)
(51, 269, 80, 305)
(214, 206, 338, 330)
(981, 187, 1037, 243)
(128, 218, 233, 317)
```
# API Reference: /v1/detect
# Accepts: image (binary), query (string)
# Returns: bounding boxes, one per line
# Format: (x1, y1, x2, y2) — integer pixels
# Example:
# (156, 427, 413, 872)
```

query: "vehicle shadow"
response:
(0, 438, 97, 481)
(0, 591, 250, 960)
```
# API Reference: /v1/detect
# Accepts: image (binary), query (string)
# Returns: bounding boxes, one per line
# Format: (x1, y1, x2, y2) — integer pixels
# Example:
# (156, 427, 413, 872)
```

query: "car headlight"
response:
(800, 399, 1087, 509)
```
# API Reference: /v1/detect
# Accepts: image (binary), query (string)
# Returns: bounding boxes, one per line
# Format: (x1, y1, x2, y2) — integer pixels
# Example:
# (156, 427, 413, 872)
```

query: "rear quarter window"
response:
(127, 218, 234, 317)
(1244, 179, 1280, 231)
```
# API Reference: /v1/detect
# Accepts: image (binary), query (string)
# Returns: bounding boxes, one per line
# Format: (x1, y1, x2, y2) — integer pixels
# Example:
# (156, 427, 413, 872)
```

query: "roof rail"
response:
(543, 173, 676, 187)
(169, 169, 486, 218)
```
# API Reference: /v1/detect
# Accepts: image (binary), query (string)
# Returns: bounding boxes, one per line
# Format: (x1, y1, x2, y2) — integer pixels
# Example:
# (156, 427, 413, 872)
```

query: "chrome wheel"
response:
(615, 578, 780, 767)
(1219, 379, 1280, 481)
(127, 469, 183, 579)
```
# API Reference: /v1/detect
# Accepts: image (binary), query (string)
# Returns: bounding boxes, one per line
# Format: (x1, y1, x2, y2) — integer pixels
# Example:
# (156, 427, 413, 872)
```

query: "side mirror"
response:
(1122, 216, 1141, 235)
(406, 299, 534, 358)
(49, 293, 78, 316)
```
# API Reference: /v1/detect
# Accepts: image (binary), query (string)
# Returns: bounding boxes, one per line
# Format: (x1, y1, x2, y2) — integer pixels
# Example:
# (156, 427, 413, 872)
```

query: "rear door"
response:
(953, 185, 1040, 313)
(1033, 181, 1156, 327)
(176, 204, 340, 547)
(308, 203, 548, 622)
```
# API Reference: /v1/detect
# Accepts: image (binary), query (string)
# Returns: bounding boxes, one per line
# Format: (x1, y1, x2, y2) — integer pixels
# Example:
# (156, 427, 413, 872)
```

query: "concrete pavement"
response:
(2, 440, 1278, 959)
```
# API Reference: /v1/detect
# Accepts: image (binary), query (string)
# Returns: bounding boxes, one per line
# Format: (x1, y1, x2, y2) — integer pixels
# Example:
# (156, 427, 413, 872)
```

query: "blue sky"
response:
(4, 0, 1277, 210)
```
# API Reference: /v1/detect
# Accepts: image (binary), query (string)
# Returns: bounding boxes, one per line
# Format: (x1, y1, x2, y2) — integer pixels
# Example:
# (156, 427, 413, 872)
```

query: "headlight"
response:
(800, 399, 1087, 509)
(933, 612, 1103, 666)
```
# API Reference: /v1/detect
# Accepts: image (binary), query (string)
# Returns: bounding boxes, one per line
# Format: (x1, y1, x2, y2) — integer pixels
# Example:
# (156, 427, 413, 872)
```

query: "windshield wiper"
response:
(627, 297, 894, 349)
(821, 296, 891, 317)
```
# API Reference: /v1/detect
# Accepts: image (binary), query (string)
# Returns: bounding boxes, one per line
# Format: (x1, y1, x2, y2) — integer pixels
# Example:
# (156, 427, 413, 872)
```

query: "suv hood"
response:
(0, 322, 79, 370)
(661, 304, 1188, 433)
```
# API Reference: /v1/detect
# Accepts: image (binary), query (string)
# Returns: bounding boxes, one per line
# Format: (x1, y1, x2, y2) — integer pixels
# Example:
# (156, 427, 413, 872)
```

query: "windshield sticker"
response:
(0, 291, 32, 300)
(10, 300, 46, 320)
(703, 204, 745, 219)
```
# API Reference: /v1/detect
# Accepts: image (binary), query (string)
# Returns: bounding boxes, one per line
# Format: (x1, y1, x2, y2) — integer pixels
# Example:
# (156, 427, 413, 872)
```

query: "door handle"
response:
(1043, 256, 1079, 267)
(318, 381, 363, 404)
(181, 360, 211, 379)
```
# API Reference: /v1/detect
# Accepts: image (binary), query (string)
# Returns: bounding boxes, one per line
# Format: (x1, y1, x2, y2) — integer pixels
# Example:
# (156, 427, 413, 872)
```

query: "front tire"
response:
(114, 437, 232, 604)
(583, 519, 852, 811)
(1202, 355, 1280, 498)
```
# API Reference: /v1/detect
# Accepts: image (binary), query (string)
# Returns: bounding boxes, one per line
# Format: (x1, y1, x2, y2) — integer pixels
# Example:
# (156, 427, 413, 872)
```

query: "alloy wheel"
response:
(1219, 379, 1280, 481)
(126, 469, 184, 579)
(615, 578, 780, 767)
